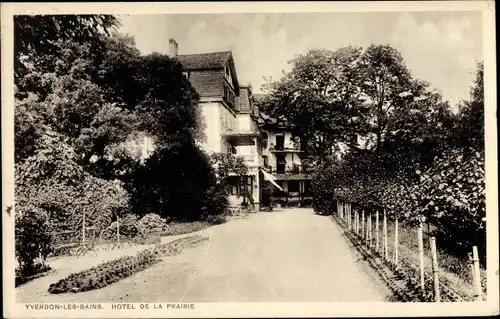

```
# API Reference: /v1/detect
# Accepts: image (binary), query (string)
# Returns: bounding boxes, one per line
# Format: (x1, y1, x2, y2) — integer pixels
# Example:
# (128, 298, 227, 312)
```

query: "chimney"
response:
(169, 38, 178, 58)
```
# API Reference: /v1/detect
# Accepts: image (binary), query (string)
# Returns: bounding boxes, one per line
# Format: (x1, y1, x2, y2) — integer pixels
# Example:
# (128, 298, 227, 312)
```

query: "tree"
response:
(210, 153, 248, 182)
(455, 62, 484, 152)
(259, 47, 367, 162)
(15, 36, 146, 181)
(357, 44, 419, 151)
(135, 53, 202, 149)
(14, 14, 119, 89)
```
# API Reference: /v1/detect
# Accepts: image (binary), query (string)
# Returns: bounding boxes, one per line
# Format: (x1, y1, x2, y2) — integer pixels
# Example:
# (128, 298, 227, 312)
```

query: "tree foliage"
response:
(455, 62, 484, 151)
(261, 44, 456, 170)
(210, 152, 248, 182)
(15, 129, 130, 237)
(259, 47, 366, 162)
(124, 144, 228, 221)
(311, 60, 485, 259)
(15, 207, 53, 275)
(14, 15, 119, 87)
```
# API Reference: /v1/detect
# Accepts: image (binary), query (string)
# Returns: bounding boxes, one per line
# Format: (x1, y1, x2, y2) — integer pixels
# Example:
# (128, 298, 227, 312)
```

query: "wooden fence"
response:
(335, 200, 485, 302)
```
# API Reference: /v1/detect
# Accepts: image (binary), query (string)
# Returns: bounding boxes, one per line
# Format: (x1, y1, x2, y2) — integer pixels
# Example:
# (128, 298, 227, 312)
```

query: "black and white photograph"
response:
(2, 1, 498, 318)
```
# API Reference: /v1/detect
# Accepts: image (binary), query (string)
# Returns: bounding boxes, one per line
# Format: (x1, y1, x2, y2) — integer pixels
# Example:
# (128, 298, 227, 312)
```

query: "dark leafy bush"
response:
(15, 263, 52, 287)
(105, 214, 139, 239)
(204, 214, 226, 225)
(313, 148, 485, 262)
(137, 213, 169, 236)
(125, 143, 227, 221)
(15, 208, 53, 276)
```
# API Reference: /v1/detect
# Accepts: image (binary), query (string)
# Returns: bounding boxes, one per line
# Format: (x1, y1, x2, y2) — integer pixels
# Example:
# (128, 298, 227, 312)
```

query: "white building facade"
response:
(170, 38, 265, 211)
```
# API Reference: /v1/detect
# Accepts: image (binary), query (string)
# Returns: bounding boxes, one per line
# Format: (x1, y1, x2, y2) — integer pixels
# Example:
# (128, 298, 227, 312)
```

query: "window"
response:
(227, 144, 236, 154)
(288, 181, 300, 193)
(182, 71, 190, 80)
(227, 176, 253, 195)
(275, 134, 284, 150)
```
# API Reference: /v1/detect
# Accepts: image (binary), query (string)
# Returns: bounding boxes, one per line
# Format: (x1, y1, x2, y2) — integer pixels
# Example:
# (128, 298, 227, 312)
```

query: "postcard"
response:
(2, 1, 498, 318)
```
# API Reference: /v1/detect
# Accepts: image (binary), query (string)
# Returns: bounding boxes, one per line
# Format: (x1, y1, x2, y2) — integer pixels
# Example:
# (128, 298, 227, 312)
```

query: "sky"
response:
(117, 11, 483, 110)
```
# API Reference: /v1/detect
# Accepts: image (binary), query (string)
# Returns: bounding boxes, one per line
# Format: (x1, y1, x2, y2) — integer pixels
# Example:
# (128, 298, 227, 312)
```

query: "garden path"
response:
(17, 208, 392, 302)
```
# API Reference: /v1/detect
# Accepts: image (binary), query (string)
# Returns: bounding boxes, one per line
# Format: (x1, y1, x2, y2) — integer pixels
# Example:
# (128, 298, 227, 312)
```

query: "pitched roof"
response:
(177, 51, 232, 70)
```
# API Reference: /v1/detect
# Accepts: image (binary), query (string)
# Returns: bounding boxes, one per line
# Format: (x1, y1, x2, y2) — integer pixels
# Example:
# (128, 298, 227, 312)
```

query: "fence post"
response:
(344, 203, 349, 225)
(358, 210, 361, 235)
(418, 220, 425, 291)
(375, 210, 380, 252)
(355, 209, 358, 233)
(469, 253, 478, 300)
(368, 213, 373, 248)
(355, 210, 359, 234)
(430, 237, 440, 302)
(82, 210, 86, 244)
(353, 208, 356, 232)
(383, 209, 388, 260)
(361, 211, 365, 240)
(394, 218, 399, 268)
(350, 204, 353, 230)
(472, 246, 482, 301)
(348, 203, 352, 230)
(117, 215, 120, 244)
(365, 213, 369, 244)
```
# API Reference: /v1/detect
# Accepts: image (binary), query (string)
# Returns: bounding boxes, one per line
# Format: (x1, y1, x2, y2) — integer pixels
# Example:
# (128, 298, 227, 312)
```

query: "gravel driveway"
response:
(17, 208, 392, 303)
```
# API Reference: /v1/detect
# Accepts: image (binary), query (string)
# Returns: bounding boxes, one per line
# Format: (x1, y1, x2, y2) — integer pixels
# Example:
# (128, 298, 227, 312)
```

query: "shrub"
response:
(200, 183, 229, 218)
(124, 143, 228, 221)
(15, 208, 53, 276)
(105, 214, 139, 239)
(15, 263, 52, 287)
(204, 214, 226, 225)
(137, 213, 169, 236)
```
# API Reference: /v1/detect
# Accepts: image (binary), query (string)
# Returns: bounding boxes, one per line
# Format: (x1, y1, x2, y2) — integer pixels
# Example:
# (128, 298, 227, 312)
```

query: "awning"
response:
(261, 168, 284, 191)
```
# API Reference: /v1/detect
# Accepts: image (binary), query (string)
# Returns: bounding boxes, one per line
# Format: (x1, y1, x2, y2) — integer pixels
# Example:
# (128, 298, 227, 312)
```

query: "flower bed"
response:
(47, 235, 209, 294)
(48, 251, 158, 294)
(143, 235, 209, 258)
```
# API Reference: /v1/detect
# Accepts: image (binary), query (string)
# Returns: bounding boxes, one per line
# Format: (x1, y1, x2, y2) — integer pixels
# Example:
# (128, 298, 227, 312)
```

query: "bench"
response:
(52, 243, 80, 256)
(52, 241, 97, 257)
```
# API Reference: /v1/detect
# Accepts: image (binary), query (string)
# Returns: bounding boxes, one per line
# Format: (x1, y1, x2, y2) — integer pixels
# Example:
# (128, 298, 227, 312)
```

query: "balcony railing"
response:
(266, 164, 311, 174)
(223, 126, 261, 137)
(269, 143, 302, 152)
(239, 154, 263, 167)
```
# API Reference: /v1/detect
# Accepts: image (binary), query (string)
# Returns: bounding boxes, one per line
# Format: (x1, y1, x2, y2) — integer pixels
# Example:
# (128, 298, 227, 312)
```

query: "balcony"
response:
(265, 164, 312, 180)
(239, 154, 264, 167)
(222, 128, 262, 143)
(269, 143, 302, 153)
